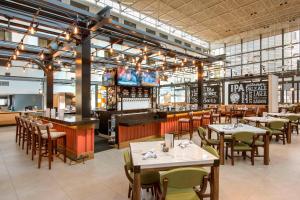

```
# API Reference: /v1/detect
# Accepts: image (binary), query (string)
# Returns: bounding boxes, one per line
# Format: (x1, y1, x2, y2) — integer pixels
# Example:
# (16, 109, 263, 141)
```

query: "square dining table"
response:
(244, 116, 291, 144)
(130, 140, 220, 200)
(208, 123, 269, 165)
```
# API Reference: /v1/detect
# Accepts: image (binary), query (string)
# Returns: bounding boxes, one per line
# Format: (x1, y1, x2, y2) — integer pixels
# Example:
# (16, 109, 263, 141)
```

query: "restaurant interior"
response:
(1, 0, 300, 200)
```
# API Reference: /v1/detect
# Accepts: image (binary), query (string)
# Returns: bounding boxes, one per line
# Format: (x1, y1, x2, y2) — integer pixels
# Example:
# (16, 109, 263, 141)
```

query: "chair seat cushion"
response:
(42, 131, 66, 139)
(212, 114, 220, 117)
(233, 143, 252, 151)
(40, 129, 57, 134)
(270, 129, 284, 135)
(244, 140, 264, 146)
(202, 115, 211, 118)
(130, 171, 160, 185)
(192, 116, 202, 120)
(179, 118, 190, 122)
(207, 139, 220, 145)
(165, 187, 198, 200)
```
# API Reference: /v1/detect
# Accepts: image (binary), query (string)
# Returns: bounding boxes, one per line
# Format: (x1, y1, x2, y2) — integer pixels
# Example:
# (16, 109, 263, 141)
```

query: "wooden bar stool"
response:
(36, 124, 67, 170)
(15, 116, 21, 144)
(19, 117, 28, 150)
(191, 115, 202, 131)
(178, 117, 193, 140)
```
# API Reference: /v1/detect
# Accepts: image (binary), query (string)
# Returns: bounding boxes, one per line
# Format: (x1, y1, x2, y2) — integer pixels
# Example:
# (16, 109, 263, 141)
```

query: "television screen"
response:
(117, 67, 139, 86)
(103, 70, 115, 86)
(141, 71, 158, 86)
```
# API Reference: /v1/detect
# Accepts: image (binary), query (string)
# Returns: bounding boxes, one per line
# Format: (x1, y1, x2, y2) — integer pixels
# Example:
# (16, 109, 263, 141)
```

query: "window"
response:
(38, 38, 50, 48)
(184, 43, 191, 48)
(174, 39, 182, 45)
(70, 0, 89, 11)
(196, 47, 202, 52)
(111, 15, 119, 22)
(159, 33, 168, 40)
(146, 28, 156, 35)
(0, 30, 11, 41)
(124, 20, 136, 28)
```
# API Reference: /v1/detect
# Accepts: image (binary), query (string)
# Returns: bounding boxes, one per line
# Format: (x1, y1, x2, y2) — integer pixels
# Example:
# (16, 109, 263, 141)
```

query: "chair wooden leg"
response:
(231, 148, 234, 166)
(63, 136, 67, 163)
(48, 140, 52, 170)
(251, 149, 254, 166)
(32, 134, 35, 160)
(15, 125, 18, 143)
(38, 139, 42, 169)
(128, 184, 132, 198)
(22, 131, 25, 150)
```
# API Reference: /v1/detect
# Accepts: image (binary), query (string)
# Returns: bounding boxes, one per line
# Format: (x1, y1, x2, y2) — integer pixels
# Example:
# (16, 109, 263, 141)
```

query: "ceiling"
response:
(116, 0, 300, 42)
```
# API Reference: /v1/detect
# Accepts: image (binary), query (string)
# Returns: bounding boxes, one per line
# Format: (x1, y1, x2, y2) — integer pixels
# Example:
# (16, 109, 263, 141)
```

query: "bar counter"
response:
(116, 110, 210, 148)
(40, 115, 99, 161)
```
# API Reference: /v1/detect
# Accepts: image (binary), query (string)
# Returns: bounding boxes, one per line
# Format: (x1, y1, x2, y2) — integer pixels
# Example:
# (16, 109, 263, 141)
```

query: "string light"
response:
(184, 57, 187, 62)
(73, 26, 78, 34)
(109, 46, 114, 54)
(13, 54, 17, 60)
(192, 60, 195, 65)
(23, 67, 26, 73)
(158, 50, 161, 56)
(91, 55, 94, 61)
(48, 65, 52, 70)
(57, 60, 61, 64)
(29, 26, 35, 34)
(144, 46, 147, 52)
(65, 32, 70, 40)
(20, 43, 24, 50)
(143, 55, 147, 60)
(40, 53, 44, 60)
(16, 49, 20, 56)
(73, 50, 77, 57)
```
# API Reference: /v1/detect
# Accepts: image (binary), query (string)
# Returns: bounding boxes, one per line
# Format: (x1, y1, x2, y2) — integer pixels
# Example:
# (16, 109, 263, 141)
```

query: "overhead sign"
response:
(228, 82, 268, 104)
(203, 85, 220, 104)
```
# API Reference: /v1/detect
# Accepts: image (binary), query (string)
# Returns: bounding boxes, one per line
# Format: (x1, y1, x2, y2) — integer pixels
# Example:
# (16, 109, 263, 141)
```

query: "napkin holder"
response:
(165, 133, 174, 149)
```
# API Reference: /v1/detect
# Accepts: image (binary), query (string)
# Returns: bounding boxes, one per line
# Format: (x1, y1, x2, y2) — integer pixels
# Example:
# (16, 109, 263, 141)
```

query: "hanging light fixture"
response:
(73, 26, 79, 34)
(13, 54, 17, 60)
(40, 53, 44, 60)
(65, 32, 70, 40)
(29, 26, 35, 34)
(20, 43, 25, 50)
(16, 49, 20, 56)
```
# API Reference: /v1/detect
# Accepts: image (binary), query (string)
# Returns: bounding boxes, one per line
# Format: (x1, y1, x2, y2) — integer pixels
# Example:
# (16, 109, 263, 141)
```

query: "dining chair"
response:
(158, 168, 209, 200)
(15, 116, 21, 144)
(211, 108, 221, 124)
(267, 121, 287, 145)
(226, 131, 256, 166)
(202, 145, 219, 158)
(123, 150, 160, 199)
(224, 106, 232, 123)
(197, 127, 220, 150)
(284, 115, 299, 135)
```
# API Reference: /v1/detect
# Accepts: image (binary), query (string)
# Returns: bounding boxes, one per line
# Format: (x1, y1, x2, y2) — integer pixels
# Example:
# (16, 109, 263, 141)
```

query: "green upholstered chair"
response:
(284, 115, 299, 135)
(267, 121, 287, 145)
(226, 131, 256, 166)
(197, 127, 220, 149)
(123, 150, 160, 199)
(159, 168, 209, 200)
(202, 145, 219, 158)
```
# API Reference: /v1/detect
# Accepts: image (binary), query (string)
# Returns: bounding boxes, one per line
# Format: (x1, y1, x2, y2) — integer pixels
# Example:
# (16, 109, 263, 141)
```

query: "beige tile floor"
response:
(1, 125, 300, 200)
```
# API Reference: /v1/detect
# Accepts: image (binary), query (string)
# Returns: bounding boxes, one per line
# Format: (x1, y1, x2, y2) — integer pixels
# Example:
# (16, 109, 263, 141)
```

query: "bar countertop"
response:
(40, 115, 99, 126)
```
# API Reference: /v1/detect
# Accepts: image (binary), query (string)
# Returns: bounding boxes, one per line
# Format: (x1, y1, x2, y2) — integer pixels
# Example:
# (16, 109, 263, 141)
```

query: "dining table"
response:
(244, 116, 291, 144)
(130, 140, 220, 200)
(267, 112, 300, 117)
(208, 123, 269, 165)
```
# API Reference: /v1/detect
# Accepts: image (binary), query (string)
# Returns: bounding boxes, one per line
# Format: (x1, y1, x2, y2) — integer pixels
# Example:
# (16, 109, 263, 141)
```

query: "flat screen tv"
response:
(141, 71, 158, 86)
(117, 67, 139, 86)
(103, 70, 115, 86)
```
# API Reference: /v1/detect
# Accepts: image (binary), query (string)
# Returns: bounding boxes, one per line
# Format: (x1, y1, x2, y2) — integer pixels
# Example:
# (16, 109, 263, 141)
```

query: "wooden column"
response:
(197, 62, 204, 109)
(46, 69, 53, 108)
(75, 31, 91, 118)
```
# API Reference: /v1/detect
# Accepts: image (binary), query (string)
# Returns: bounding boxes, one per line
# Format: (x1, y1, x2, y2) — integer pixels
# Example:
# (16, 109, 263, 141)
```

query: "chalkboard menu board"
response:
(203, 86, 220, 104)
(120, 87, 151, 98)
(228, 82, 268, 104)
(190, 86, 198, 104)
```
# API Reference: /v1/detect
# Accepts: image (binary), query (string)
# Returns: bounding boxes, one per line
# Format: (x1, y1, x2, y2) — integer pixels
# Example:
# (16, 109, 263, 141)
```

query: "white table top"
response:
(208, 123, 267, 134)
(268, 112, 300, 117)
(130, 140, 218, 169)
(244, 116, 289, 123)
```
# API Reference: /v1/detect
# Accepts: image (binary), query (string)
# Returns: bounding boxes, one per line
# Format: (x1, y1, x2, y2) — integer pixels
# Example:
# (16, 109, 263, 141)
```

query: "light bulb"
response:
(40, 53, 44, 60)
(16, 50, 20, 56)
(73, 26, 78, 34)
(91, 55, 94, 61)
(20, 43, 24, 50)
(144, 46, 147, 52)
(65, 32, 70, 40)
(158, 51, 161, 56)
(48, 65, 52, 70)
(13, 54, 16, 60)
(193, 60, 195, 65)
(184, 58, 187, 62)
(109, 47, 113, 54)
(144, 55, 147, 60)
(74, 51, 77, 56)
(29, 27, 35, 34)
(57, 60, 61, 64)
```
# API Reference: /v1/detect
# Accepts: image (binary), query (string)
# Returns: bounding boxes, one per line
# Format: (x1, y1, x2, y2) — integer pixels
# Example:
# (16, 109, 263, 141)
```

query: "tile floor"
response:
(1, 125, 300, 200)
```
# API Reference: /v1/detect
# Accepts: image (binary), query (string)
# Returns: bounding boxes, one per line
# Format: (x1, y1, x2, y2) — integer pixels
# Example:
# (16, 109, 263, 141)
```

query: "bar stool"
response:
(178, 117, 193, 140)
(191, 115, 202, 131)
(24, 119, 34, 155)
(36, 124, 67, 170)
(201, 112, 212, 128)
(19, 117, 28, 150)
(15, 116, 21, 144)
